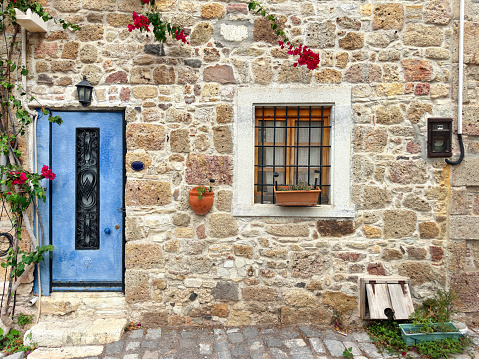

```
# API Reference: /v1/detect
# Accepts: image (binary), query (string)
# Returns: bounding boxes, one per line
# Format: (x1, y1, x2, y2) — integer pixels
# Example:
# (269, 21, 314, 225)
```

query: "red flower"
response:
(141, 0, 150, 3)
(41, 165, 56, 180)
(128, 11, 151, 32)
(278, 40, 320, 70)
(173, 27, 189, 44)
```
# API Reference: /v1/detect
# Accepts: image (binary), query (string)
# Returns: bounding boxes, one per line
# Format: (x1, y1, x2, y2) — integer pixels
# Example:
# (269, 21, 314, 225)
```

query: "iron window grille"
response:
(254, 106, 331, 205)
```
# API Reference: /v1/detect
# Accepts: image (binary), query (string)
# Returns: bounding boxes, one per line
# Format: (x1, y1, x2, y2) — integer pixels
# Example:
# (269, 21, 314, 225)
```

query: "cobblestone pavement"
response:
(73, 325, 479, 359)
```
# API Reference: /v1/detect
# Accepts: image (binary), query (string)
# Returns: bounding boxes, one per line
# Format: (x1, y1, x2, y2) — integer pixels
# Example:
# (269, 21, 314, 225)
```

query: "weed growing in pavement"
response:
(415, 336, 473, 359)
(343, 347, 353, 358)
(365, 320, 408, 356)
(15, 312, 33, 326)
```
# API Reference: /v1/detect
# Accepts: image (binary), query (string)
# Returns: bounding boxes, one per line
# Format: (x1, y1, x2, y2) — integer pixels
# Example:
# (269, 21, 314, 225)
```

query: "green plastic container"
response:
(399, 323, 462, 346)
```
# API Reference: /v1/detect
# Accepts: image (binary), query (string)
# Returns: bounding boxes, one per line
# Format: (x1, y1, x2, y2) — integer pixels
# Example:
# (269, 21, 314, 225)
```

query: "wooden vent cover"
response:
(360, 276, 414, 320)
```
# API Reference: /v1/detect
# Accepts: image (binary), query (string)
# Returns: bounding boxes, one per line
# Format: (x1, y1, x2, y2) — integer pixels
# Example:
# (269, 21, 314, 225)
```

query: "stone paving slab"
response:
(25, 325, 479, 359)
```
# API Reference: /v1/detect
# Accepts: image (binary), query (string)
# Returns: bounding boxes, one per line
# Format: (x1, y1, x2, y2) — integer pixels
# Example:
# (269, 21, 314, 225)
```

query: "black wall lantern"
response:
(427, 118, 452, 157)
(76, 75, 93, 107)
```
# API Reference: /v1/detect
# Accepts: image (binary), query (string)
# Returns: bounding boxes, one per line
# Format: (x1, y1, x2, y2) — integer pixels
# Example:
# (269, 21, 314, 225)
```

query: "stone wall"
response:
(22, 0, 479, 326)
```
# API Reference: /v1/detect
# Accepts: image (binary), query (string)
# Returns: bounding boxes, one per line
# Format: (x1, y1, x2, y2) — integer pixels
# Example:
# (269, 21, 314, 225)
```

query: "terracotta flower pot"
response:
(189, 186, 214, 215)
(273, 186, 320, 206)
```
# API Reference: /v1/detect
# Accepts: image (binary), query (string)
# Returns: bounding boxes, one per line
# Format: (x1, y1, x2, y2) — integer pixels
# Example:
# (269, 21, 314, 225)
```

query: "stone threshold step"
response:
(25, 317, 127, 347)
(26, 345, 104, 359)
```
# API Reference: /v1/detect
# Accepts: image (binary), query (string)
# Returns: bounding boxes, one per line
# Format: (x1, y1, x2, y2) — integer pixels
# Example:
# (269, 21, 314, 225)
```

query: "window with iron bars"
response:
(254, 106, 331, 205)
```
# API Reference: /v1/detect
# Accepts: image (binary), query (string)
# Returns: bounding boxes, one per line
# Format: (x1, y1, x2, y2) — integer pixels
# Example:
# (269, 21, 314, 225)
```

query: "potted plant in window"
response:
(399, 290, 462, 346)
(273, 171, 321, 206)
(189, 179, 215, 215)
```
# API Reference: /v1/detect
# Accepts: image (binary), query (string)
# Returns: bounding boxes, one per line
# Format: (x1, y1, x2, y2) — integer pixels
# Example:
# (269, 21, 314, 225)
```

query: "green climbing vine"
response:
(0, 0, 78, 333)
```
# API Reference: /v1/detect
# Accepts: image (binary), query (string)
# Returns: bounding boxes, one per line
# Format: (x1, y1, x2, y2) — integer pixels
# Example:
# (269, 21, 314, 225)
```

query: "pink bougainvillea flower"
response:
(140, 0, 150, 3)
(128, 11, 151, 32)
(278, 40, 320, 70)
(173, 27, 189, 44)
(41, 165, 56, 180)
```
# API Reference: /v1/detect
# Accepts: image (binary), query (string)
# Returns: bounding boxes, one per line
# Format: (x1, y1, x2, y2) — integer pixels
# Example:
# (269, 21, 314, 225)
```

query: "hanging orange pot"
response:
(189, 186, 214, 215)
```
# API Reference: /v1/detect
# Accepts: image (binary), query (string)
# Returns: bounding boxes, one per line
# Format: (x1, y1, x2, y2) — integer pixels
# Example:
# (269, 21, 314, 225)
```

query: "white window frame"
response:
(233, 86, 354, 218)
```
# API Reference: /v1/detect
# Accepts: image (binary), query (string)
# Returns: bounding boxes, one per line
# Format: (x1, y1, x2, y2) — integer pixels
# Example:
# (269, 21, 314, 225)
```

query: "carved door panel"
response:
(50, 111, 124, 291)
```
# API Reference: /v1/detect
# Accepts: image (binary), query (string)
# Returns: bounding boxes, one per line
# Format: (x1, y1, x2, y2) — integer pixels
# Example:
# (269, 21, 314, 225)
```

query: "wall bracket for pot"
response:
(360, 275, 414, 320)
(14, 9, 49, 32)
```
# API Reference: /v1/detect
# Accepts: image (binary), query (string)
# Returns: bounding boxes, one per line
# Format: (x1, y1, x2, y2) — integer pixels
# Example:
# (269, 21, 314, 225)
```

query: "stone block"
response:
(77, 25, 104, 41)
(375, 105, 403, 125)
(451, 272, 479, 312)
(208, 214, 238, 238)
(243, 286, 278, 301)
(216, 103, 233, 123)
(353, 126, 387, 152)
(177, 68, 199, 85)
(322, 292, 357, 313)
(125, 243, 163, 269)
(213, 126, 233, 154)
(125, 180, 171, 206)
(402, 59, 433, 82)
(252, 57, 273, 85)
(419, 222, 439, 239)
(171, 129, 190, 153)
(315, 68, 342, 83)
(253, 17, 287, 44)
(186, 154, 233, 185)
(403, 195, 431, 212)
(291, 252, 329, 278)
(389, 160, 427, 184)
(132, 86, 158, 99)
(106, 13, 131, 27)
(266, 224, 309, 237)
(360, 186, 392, 209)
(339, 32, 364, 50)
(317, 220, 354, 237)
(450, 216, 479, 239)
(382, 248, 403, 260)
(430, 246, 444, 262)
(201, 3, 225, 19)
(126, 124, 165, 150)
(448, 240, 466, 272)
(105, 71, 128, 84)
(451, 159, 479, 186)
(425, 0, 451, 24)
(398, 262, 434, 285)
(407, 101, 433, 123)
(464, 22, 479, 64)
(403, 24, 443, 47)
(190, 22, 214, 46)
(125, 270, 150, 302)
(305, 21, 335, 48)
(281, 307, 310, 325)
(284, 289, 320, 308)
(61, 42, 79, 59)
(367, 263, 386, 276)
(212, 281, 239, 301)
(153, 65, 175, 85)
(383, 210, 417, 238)
(204, 65, 235, 84)
(407, 247, 427, 259)
(373, 4, 404, 30)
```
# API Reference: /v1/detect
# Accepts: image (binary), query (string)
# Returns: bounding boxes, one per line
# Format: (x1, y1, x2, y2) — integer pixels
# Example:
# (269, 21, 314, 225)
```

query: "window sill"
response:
(232, 203, 355, 218)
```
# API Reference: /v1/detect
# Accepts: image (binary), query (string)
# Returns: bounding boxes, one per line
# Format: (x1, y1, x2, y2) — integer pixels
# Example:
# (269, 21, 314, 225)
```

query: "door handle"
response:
(104, 228, 111, 234)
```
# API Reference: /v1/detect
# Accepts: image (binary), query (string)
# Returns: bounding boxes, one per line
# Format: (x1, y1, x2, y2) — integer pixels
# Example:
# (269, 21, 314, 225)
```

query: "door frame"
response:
(34, 109, 126, 295)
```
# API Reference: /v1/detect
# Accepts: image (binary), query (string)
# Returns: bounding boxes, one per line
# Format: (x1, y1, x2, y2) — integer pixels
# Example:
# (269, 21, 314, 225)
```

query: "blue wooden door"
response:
(50, 111, 124, 291)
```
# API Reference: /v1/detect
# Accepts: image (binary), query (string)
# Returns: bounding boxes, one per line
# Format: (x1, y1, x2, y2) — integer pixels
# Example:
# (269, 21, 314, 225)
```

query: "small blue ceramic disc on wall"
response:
(131, 161, 144, 171)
